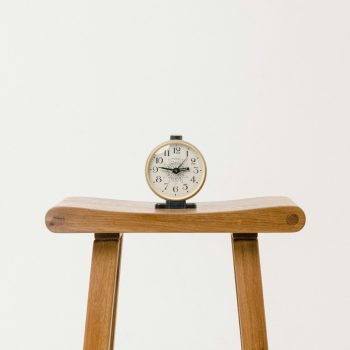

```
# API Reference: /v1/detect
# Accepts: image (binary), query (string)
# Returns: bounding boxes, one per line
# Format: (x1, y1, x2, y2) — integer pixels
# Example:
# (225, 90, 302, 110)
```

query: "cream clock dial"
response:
(145, 139, 207, 201)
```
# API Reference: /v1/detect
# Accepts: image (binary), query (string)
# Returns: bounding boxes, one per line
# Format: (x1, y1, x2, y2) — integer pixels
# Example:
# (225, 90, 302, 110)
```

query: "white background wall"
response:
(1, 0, 350, 349)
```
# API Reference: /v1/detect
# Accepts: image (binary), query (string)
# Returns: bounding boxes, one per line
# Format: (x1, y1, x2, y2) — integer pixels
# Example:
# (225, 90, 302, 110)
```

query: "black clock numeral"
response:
(156, 157, 163, 164)
(164, 183, 169, 190)
(182, 184, 188, 190)
(173, 185, 179, 192)
(156, 176, 162, 183)
(173, 146, 181, 154)
(193, 167, 199, 174)
(152, 166, 158, 173)
(191, 157, 196, 164)
(186, 150, 189, 157)
(190, 176, 196, 183)
(164, 150, 170, 156)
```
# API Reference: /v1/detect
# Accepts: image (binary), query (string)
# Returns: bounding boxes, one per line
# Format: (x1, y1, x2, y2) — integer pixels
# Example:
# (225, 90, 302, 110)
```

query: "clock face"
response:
(145, 140, 207, 201)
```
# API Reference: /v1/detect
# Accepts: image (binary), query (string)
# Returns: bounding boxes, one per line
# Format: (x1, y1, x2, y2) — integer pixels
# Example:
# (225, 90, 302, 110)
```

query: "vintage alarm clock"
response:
(145, 135, 207, 208)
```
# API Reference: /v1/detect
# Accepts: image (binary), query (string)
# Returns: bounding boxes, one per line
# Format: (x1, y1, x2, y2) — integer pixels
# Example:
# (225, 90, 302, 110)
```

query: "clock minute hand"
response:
(178, 167, 190, 172)
(158, 166, 174, 171)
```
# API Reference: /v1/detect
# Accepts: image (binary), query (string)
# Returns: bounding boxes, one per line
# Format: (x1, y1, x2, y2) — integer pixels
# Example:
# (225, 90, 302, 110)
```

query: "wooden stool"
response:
(45, 196, 305, 350)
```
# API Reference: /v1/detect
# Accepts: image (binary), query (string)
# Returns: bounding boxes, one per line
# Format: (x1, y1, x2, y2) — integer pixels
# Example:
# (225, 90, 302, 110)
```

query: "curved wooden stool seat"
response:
(46, 196, 305, 234)
(45, 196, 305, 350)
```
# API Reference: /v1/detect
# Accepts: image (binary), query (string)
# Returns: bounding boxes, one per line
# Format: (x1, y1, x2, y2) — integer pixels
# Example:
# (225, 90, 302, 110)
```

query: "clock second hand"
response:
(177, 157, 188, 169)
(158, 155, 189, 173)
(158, 155, 187, 171)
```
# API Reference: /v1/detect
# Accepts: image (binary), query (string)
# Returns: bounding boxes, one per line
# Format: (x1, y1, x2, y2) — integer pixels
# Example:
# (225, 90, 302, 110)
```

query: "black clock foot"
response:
(155, 200, 197, 209)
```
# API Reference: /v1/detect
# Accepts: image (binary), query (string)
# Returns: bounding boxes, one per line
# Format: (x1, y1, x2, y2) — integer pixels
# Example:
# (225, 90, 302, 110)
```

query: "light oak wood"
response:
(46, 196, 305, 234)
(83, 234, 123, 350)
(232, 234, 268, 350)
(45, 196, 305, 350)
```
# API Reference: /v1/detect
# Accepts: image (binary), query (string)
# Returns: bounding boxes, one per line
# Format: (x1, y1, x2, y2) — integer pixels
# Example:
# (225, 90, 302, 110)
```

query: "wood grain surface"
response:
(232, 234, 268, 350)
(45, 196, 305, 234)
(83, 234, 123, 350)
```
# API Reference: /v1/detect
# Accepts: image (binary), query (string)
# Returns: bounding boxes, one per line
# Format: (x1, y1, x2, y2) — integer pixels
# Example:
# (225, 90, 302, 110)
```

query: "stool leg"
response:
(231, 234, 268, 350)
(83, 233, 123, 350)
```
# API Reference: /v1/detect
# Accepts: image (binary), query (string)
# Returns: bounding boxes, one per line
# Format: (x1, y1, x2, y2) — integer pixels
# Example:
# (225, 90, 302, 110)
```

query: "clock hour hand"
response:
(158, 166, 189, 173)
